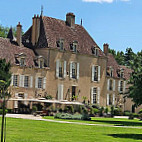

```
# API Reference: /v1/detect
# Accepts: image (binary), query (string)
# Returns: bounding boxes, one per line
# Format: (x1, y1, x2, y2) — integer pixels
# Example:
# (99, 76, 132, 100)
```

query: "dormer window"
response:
(110, 68, 113, 77)
(38, 56, 44, 69)
(20, 58, 25, 66)
(118, 68, 124, 78)
(57, 39, 64, 51)
(70, 41, 78, 52)
(92, 46, 99, 56)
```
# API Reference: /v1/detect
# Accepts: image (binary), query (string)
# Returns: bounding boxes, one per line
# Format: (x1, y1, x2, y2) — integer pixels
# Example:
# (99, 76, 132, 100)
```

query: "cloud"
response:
(82, 0, 130, 3)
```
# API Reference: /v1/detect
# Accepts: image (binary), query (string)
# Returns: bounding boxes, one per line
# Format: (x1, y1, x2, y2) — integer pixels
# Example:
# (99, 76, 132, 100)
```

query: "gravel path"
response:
(6, 114, 142, 129)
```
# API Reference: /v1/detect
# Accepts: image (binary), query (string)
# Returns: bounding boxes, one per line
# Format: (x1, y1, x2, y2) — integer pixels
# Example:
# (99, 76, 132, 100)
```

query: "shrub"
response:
(54, 112, 90, 120)
(124, 111, 131, 116)
(111, 106, 114, 117)
(94, 108, 99, 114)
(138, 109, 142, 114)
(139, 113, 142, 120)
(78, 106, 83, 114)
(133, 113, 139, 118)
(129, 113, 134, 120)
(32, 106, 37, 113)
(104, 107, 109, 114)
(92, 104, 99, 109)
(0, 109, 8, 115)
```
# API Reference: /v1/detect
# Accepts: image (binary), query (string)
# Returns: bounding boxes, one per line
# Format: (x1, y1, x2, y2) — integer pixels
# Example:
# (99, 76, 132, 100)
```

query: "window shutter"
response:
(118, 80, 121, 92)
(70, 62, 73, 79)
(77, 63, 80, 80)
(43, 77, 46, 89)
(24, 93, 28, 105)
(92, 66, 94, 81)
(35, 77, 38, 88)
(11, 74, 14, 86)
(97, 87, 100, 104)
(58, 84, 64, 100)
(123, 81, 126, 93)
(63, 61, 67, 78)
(107, 79, 110, 90)
(113, 94, 115, 105)
(14, 93, 18, 108)
(30, 76, 33, 88)
(56, 60, 59, 78)
(107, 94, 109, 106)
(98, 66, 101, 81)
(113, 80, 115, 91)
(91, 87, 94, 104)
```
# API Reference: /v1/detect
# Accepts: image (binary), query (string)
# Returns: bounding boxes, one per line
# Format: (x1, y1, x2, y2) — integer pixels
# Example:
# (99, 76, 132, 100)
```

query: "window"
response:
(70, 62, 79, 79)
(57, 39, 64, 50)
(109, 94, 112, 105)
(92, 65, 100, 82)
(59, 61, 63, 78)
(13, 75, 18, 87)
(120, 81, 123, 92)
(72, 63, 77, 79)
(109, 80, 113, 91)
(24, 76, 29, 88)
(110, 69, 113, 77)
(56, 60, 66, 79)
(70, 41, 78, 52)
(38, 77, 43, 88)
(39, 60, 43, 68)
(120, 71, 124, 78)
(92, 87, 97, 104)
(92, 47, 99, 56)
(20, 58, 25, 66)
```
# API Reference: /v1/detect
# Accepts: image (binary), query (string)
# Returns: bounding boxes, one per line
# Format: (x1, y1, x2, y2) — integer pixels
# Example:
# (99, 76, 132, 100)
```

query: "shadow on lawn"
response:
(108, 134, 142, 140)
(92, 120, 142, 126)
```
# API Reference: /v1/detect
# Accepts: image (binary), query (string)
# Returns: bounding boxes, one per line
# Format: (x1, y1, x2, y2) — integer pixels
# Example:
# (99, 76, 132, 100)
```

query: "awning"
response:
(8, 98, 84, 105)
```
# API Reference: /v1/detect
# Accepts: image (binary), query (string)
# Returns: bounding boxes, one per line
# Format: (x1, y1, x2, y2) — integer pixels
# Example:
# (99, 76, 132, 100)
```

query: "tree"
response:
(0, 59, 11, 142)
(128, 54, 142, 107)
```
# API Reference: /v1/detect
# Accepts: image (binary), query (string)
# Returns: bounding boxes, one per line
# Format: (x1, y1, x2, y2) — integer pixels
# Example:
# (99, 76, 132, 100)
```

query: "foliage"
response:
(128, 113, 134, 120)
(124, 110, 131, 116)
(44, 95, 52, 100)
(94, 108, 99, 114)
(110, 106, 114, 117)
(32, 106, 37, 112)
(0, 109, 8, 114)
(0, 25, 17, 38)
(138, 109, 142, 114)
(82, 96, 87, 104)
(99, 107, 104, 116)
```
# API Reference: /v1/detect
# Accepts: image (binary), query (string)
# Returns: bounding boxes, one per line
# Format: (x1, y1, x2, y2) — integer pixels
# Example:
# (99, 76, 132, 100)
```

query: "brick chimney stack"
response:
(17, 22, 22, 46)
(32, 15, 40, 46)
(66, 13, 75, 28)
(103, 43, 109, 56)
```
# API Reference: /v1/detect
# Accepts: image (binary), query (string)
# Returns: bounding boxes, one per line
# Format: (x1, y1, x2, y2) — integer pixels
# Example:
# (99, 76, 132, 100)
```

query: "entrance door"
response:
(72, 86, 76, 101)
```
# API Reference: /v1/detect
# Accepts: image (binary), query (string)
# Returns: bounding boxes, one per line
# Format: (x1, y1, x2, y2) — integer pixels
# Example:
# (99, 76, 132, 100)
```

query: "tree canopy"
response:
(0, 25, 17, 38)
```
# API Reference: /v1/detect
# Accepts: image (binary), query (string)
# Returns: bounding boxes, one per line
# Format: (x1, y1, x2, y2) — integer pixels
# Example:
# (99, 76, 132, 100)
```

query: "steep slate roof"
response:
(0, 37, 35, 66)
(107, 53, 132, 80)
(107, 53, 119, 78)
(23, 16, 105, 57)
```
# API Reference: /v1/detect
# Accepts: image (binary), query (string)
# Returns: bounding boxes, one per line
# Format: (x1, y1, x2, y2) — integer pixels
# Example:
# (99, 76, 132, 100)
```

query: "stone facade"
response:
(0, 12, 138, 113)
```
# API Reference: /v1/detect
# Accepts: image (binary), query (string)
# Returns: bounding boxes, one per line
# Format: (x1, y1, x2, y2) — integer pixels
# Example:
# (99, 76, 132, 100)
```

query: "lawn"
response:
(44, 116, 142, 127)
(2, 117, 142, 142)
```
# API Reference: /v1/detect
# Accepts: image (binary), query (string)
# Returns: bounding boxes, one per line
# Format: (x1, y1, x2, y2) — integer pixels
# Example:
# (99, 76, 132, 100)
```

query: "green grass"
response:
(44, 116, 142, 127)
(3, 117, 142, 142)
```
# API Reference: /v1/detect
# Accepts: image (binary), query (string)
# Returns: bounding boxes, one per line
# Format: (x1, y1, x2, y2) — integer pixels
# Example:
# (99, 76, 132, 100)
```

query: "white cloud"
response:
(82, 0, 130, 3)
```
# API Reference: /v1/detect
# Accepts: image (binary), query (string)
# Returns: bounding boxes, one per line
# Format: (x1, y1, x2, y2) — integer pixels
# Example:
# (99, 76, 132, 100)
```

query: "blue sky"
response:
(0, 0, 142, 52)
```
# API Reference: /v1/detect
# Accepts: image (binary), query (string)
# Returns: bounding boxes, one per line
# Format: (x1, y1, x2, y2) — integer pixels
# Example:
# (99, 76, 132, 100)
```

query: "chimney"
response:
(17, 22, 22, 46)
(32, 15, 40, 46)
(103, 43, 109, 55)
(66, 13, 75, 28)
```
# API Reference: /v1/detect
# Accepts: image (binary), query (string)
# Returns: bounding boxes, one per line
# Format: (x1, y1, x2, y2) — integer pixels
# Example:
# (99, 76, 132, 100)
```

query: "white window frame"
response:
(24, 76, 29, 88)
(13, 75, 18, 87)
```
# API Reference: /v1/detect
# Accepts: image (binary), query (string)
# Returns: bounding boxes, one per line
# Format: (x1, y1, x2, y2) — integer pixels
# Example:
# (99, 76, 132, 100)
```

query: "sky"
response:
(0, 0, 142, 52)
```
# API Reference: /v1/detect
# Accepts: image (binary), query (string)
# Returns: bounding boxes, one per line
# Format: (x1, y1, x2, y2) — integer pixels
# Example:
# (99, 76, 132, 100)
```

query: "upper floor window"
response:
(109, 80, 113, 91)
(120, 81, 123, 92)
(35, 77, 46, 89)
(110, 69, 113, 77)
(92, 65, 100, 82)
(56, 60, 66, 78)
(70, 62, 79, 80)
(24, 76, 29, 88)
(13, 75, 18, 87)
(120, 71, 124, 78)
